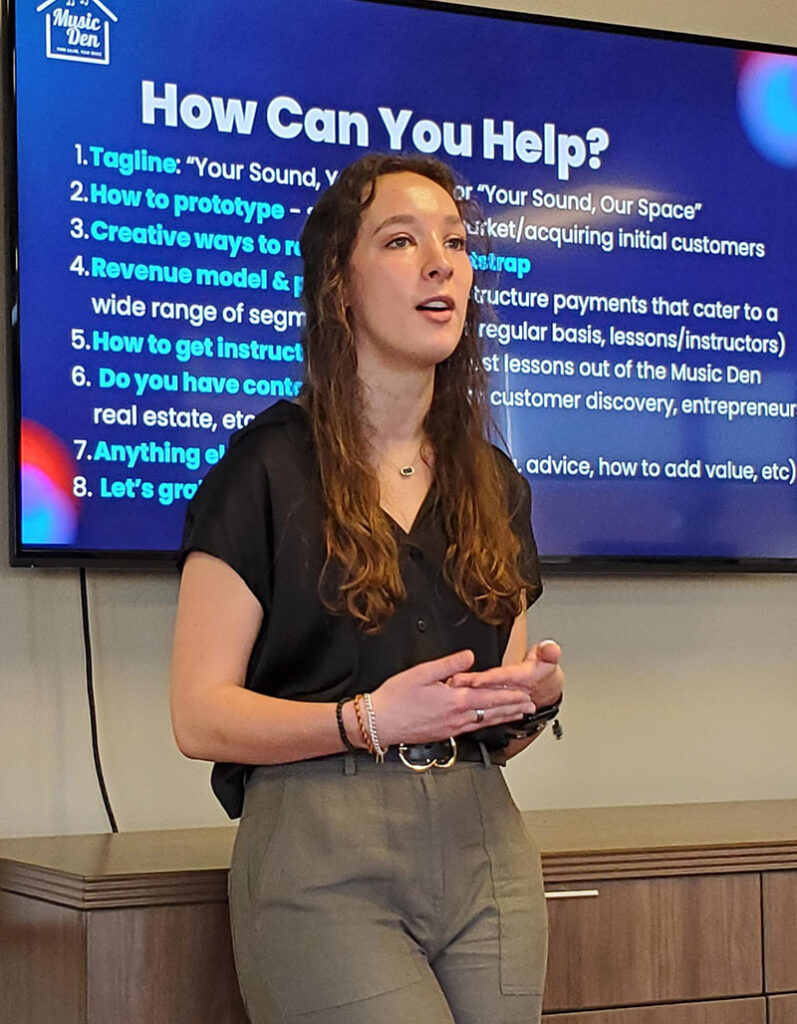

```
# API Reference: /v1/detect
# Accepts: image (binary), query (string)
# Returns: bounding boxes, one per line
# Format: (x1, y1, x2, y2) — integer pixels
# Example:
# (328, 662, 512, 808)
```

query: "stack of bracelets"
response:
(336, 694, 389, 762)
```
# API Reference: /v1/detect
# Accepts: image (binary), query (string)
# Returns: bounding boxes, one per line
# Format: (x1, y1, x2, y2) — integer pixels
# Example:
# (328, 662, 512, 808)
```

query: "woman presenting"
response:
(171, 153, 564, 1024)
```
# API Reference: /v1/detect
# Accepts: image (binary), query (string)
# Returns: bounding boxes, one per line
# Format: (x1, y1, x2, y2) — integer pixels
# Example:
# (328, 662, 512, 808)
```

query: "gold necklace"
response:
(381, 443, 426, 478)
(383, 452, 420, 477)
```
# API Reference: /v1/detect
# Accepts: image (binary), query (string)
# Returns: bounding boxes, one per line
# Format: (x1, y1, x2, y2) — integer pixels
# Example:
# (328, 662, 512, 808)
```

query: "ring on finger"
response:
(474, 708, 485, 724)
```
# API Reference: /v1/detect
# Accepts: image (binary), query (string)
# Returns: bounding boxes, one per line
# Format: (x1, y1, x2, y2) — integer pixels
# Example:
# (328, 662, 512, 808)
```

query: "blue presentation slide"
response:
(13, 0, 797, 560)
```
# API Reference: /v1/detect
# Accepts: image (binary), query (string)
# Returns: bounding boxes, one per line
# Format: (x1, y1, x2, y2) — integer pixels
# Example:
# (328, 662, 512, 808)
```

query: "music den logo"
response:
(36, 0, 118, 66)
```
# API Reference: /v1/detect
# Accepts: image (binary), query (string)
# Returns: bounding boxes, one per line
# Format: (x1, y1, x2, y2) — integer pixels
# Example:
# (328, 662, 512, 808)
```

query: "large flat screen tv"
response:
(5, 0, 797, 569)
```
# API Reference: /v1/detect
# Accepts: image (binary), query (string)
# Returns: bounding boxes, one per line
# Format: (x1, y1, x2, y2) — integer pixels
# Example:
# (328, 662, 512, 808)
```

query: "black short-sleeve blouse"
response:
(180, 400, 542, 816)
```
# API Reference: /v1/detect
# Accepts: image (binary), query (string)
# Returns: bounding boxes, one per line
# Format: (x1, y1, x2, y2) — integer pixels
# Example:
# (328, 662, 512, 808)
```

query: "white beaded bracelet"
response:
(362, 692, 389, 763)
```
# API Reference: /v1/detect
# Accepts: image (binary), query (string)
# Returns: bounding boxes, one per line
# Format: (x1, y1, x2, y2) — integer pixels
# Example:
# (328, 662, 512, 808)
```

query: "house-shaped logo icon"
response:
(36, 0, 118, 66)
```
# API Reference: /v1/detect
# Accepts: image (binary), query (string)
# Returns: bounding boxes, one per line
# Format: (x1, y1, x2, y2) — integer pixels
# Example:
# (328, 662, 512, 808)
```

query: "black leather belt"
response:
(386, 738, 506, 771)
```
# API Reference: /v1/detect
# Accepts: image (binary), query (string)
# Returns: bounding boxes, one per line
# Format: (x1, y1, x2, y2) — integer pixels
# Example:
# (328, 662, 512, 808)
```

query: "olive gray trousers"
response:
(228, 753, 547, 1023)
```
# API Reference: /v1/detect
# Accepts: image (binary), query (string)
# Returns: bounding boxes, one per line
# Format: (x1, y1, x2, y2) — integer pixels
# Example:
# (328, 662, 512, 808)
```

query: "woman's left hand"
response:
(448, 639, 563, 712)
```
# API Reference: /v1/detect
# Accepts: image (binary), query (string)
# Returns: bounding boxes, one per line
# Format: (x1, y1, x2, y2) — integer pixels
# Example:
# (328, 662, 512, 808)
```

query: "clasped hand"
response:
(370, 641, 563, 747)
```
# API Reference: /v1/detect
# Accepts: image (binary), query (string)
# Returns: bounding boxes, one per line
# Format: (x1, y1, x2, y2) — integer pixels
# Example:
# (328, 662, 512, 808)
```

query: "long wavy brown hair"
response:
(299, 153, 530, 632)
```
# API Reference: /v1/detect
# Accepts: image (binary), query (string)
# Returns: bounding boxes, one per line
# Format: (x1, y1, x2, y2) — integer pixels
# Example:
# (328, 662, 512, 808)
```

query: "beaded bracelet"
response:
(352, 694, 374, 754)
(362, 692, 389, 763)
(335, 698, 359, 753)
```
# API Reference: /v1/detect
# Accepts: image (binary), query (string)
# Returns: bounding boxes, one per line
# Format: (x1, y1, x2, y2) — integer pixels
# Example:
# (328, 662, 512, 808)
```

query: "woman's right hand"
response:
(362, 649, 535, 746)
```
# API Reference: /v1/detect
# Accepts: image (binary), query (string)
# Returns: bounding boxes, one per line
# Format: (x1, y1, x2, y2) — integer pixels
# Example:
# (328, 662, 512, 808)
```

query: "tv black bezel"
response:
(4, 0, 797, 572)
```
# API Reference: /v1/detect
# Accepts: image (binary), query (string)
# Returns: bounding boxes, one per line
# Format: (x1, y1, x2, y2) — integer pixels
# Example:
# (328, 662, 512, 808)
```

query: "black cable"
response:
(79, 567, 118, 833)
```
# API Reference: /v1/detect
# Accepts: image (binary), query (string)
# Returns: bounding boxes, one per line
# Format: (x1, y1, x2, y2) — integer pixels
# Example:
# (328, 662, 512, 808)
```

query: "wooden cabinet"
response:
(764, 870, 797, 993)
(769, 993, 797, 1024)
(1, 801, 797, 1024)
(85, 903, 246, 1024)
(0, 889, 85, 1024)
(523, 799, 797, 1022)
(543, 874, 761, 1011)
(542, 998, 766, 1024)
(0, 829, 247, 1024)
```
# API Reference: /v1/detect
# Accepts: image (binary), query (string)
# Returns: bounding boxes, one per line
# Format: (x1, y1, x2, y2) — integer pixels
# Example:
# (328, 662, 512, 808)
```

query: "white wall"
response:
(2, 0, 795, 838)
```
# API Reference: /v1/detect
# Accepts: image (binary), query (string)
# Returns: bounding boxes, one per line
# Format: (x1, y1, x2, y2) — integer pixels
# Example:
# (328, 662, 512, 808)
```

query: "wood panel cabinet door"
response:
(86, 903, 248, 1024)
(0, 891, 85, 1024)
(543, 874, 762, 1012)
(542, 997, 766, 1024)
(764, 871, 797, 992)
(769, 993, 797, 1024)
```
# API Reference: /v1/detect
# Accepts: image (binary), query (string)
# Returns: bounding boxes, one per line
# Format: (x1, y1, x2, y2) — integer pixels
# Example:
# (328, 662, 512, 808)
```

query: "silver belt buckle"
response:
(398, 737, 457, 772)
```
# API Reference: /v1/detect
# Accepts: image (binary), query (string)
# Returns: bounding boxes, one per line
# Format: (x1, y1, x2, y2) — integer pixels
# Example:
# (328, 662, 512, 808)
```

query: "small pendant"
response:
(399, 465, 415, 477)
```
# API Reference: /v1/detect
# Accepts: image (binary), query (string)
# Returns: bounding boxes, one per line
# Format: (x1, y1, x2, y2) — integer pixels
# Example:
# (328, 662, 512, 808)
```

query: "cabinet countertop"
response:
(2, 798, 797, 906)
